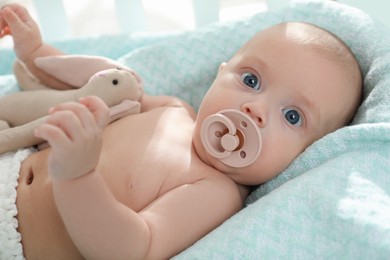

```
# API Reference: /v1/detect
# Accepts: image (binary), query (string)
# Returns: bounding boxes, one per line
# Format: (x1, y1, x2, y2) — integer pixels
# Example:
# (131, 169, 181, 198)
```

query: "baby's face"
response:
(193, 24, 358, 185)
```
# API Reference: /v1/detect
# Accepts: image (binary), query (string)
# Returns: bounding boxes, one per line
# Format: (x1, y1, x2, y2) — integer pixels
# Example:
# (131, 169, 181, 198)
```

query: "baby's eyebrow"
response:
(242, 55, 268, 75)
(297, 93, 319, 128)
(252, 56, 268, 69)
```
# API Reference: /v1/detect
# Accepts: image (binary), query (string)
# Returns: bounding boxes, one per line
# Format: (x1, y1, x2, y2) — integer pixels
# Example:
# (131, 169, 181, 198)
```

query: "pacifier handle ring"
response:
(201, 114, 237, 159)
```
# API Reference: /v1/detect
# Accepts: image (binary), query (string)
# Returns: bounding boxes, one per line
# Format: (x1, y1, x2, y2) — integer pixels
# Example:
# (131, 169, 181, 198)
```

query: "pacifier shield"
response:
(201, 109, 262, 168)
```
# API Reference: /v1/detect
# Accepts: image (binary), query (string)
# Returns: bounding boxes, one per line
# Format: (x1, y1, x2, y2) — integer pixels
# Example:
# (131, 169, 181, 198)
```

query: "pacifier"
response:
(200, 109, 262, 168)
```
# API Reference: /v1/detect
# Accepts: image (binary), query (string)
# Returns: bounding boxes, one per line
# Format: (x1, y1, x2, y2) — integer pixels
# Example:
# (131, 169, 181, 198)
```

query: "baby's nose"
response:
(241, 104, 266, 128)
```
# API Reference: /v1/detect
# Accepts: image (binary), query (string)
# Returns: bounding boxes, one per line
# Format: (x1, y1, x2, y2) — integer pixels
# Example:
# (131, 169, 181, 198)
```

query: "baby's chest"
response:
(99, 108, 198, 210)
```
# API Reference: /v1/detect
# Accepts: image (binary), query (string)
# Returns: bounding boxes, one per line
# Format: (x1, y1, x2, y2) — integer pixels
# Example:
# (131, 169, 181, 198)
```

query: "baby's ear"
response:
(219, 62, 227, 72)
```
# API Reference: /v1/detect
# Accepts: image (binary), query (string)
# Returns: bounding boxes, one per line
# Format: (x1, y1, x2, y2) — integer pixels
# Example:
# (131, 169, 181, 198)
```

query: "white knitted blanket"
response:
(0, 149, 33, 260)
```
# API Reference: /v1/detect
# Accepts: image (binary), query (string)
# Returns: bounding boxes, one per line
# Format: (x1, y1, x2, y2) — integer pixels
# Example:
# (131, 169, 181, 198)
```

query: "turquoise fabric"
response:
(1, 0, 389, 258)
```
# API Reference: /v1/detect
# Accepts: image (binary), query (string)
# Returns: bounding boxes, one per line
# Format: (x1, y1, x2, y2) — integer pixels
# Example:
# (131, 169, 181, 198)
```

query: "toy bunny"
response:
(0, 55, 143, 154)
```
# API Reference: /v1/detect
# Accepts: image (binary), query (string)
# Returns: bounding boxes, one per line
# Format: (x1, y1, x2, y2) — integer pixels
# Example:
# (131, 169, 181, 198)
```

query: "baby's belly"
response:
(17, 149, 84, 259)
(16, 149, 152, 259)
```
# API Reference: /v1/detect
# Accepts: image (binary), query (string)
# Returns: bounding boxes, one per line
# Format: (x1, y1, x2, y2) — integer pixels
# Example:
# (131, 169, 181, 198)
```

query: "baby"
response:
(0, 4, 362, 259)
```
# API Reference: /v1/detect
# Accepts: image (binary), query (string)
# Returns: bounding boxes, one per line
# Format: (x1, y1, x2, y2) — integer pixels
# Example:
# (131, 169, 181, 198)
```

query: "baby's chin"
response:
(194, 145, 247, 181)
(204, 153, 279, 186)
(192, 137, 226, 170)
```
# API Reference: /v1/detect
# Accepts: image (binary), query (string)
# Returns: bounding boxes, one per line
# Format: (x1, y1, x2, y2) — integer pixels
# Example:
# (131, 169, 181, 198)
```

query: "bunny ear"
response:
(34, 55, 128, 88)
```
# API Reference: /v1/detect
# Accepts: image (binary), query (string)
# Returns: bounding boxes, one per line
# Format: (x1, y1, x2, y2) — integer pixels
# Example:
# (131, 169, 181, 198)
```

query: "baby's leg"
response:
(0, 4, 45, 60)
(0, 4, 72, 89)
(0, 120, 10, 131)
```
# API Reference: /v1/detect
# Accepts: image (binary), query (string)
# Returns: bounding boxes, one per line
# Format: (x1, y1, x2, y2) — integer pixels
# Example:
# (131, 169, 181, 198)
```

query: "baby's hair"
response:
(283, 22, 356, 66)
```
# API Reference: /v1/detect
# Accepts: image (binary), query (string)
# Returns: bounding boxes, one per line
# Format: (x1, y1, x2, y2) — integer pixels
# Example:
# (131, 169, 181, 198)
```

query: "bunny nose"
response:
(201, 109, 262, 168)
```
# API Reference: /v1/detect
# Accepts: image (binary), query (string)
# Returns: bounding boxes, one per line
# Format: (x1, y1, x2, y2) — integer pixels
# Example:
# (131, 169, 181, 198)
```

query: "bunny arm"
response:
(34, 55, 143, 88)
(0, 117, 47, 154)
(34, 101, 141, 152)
(0, 100, 141, 154)
(109, 100, 141, 123)
(0, 101, 141, 154)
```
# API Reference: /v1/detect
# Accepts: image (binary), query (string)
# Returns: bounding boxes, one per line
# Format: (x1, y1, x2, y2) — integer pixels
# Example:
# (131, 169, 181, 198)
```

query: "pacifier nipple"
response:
(201, 109, 262, 168)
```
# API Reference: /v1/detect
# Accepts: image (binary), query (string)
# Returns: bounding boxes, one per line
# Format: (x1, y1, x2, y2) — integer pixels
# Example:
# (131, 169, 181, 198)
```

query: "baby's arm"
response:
(34, 96, 243, 259)
(34, 96, 151, 258)
(0, 4, 72, 89)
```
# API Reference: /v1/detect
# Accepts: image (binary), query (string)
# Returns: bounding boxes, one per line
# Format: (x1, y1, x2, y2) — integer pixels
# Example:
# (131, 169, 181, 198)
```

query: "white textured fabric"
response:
(0, 149, 33, 260)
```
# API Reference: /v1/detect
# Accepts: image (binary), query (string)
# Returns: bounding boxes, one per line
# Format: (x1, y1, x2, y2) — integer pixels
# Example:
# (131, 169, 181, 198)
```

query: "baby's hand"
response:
(35, 96, 110, 181)
(0, 4, 42, 60)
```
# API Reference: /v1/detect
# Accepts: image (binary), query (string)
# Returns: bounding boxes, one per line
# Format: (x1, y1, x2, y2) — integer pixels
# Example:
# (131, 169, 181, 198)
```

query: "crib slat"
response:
(32, 0, 221, 40)
(115, 0, 146, 33)
(266, 0, 290, 10)
(33, 0, 71, 41)
(192, 0, 219, 27)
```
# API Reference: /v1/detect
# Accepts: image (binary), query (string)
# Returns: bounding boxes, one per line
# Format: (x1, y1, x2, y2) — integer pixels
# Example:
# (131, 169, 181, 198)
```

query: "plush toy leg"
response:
(0, 120, 10, 131)
(0, 117, 46, 154)
(109, 100, 141, 123)
(13, 59, 50, 90)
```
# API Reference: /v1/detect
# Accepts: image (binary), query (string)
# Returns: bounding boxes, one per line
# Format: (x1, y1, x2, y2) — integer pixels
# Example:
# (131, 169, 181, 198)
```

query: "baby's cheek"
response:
(262, 140, 295, 173)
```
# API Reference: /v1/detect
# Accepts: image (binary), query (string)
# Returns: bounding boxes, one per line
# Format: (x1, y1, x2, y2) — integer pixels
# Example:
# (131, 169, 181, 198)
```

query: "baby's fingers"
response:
(0, 9, 10, 37)
(1, 4, 33, 27)
(49, 102, 97, 133)
(79, 96, 110, 129)
(0, 7, 25, 33)
(34, 123, 70, 149)
(46, 110, 86, 141)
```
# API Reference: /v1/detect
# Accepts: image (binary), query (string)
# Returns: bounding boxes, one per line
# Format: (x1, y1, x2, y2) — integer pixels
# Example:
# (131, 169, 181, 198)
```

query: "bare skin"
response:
(1, 4, 362, 259)
(0, 4, 70, 89)
(17, 97, 247, 259)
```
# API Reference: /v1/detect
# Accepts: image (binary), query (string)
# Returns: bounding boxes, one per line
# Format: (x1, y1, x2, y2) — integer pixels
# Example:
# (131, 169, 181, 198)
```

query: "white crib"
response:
(20, 0, 390, 41)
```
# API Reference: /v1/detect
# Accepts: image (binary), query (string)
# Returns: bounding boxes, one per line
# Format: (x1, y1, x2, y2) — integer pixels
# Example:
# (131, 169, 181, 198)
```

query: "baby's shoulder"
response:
(188, 169, 248, 205)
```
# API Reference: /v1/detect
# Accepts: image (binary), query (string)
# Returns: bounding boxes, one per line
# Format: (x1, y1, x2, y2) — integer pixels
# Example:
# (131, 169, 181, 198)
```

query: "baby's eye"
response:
(241, 72, 261, 91)
(282, 108, 303, 127)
